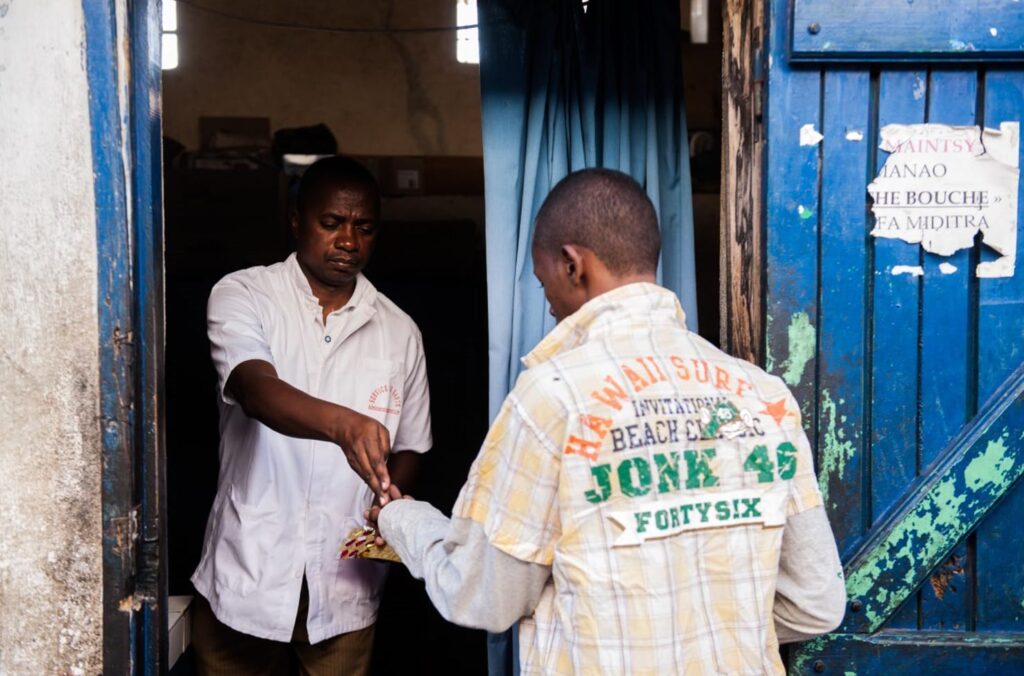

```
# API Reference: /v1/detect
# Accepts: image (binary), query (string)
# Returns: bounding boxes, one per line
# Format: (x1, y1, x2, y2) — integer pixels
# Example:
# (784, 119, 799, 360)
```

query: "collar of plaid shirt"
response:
(523, 282, 688, 369)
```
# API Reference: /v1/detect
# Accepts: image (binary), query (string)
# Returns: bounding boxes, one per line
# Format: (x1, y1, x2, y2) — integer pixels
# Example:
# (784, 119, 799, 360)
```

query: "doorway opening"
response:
(159, 1, 723, 673)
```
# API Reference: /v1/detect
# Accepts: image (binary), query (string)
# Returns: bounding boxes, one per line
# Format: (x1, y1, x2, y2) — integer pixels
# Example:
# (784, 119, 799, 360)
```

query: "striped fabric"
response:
(453, 283, 823, 675)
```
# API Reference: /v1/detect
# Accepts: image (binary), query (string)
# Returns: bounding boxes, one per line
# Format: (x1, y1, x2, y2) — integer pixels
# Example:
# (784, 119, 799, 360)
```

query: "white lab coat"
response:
(192, 254, 432, 643)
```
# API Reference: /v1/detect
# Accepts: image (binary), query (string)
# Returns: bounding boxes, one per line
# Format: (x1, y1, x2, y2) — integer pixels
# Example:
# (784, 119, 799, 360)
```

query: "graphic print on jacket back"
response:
(453, 284, 823, 675)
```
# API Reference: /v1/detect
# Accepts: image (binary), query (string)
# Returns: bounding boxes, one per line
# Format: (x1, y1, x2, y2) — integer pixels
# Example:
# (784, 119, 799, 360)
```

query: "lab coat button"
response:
(324, 335, 332, 343)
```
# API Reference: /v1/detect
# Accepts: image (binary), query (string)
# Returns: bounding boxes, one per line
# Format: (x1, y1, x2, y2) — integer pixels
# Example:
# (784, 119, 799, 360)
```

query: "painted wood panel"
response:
(767, 0, 1024, 668)
(817, 68, 871, 558)
(791, 631, 1024, 675)
(791, 0, 1024, 62)
(764, 0, 821, 489)
(869, 68, 927, 629)
(975, 69, 1024, 632)
(918, 68, 978, 632)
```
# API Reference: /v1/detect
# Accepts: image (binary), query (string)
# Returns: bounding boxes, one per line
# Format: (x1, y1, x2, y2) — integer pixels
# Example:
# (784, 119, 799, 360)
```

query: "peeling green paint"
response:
(843, 427, 1023, 631)
(790, 635, 830, 672)
(845, 470, 968, 627)
(781, 312, 815, 386)
(964, 437, 1014, 490)
(818, 388, 856, 505)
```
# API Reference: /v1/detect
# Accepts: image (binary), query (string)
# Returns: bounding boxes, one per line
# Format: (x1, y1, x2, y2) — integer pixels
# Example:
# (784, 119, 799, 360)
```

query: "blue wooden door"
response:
(764, 1, 1024, 672)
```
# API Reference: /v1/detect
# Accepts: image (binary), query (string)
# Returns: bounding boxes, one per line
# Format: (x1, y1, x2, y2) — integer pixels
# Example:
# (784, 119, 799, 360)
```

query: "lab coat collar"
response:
(285, 252, 379, 323)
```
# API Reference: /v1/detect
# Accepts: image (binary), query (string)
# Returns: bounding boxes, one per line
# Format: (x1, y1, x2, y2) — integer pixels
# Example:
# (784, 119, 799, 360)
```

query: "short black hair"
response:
(296, 155, 380, 215)
(533, 168, 661, 275)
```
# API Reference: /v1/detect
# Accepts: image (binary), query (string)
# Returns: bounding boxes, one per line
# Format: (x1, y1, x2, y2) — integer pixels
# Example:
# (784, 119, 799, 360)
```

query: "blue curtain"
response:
(478, 0, 698, 672)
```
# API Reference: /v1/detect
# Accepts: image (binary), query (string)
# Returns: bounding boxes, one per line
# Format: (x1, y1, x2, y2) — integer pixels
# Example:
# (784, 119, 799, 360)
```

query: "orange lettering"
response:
(621, 365, 651, 393)
(637, 357, 659, 383)
(648, 357, 668, 382)
(564, 435, 601, 461)
(735, 378, 753, 398)
(692, 359, 710, 383)
(714, 366, 731, 391)
(580, 414, 613, 440)
(670, 355, 690, 380)
(591, 375, 629, 411)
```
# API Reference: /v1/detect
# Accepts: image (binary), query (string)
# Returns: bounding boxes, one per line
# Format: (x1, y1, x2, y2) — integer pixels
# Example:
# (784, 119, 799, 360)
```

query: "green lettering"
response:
(680, 503, 694, 524)
(654, 451, 681, 494)
(618, 457, 653, 497)
(694, 501, 711, 523)
(714, 500, 731, 521)
(634, 510, 652, 533)
(777, 441, 798, 480)
(584, 464, 613, 503)
(741, 497, 762, 518)
(655, 509, 670, 530)
(684, 448, 719, 488)
(743, 444, 775, 483)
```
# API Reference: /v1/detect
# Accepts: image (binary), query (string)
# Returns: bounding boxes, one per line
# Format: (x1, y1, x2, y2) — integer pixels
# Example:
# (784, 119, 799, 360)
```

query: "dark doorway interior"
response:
(162, 2, 723, 674)
(164, 166, 491, 674)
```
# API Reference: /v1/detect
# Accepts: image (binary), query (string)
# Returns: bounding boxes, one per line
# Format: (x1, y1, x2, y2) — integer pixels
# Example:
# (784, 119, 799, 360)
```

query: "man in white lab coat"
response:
(191, 155, 433, 675)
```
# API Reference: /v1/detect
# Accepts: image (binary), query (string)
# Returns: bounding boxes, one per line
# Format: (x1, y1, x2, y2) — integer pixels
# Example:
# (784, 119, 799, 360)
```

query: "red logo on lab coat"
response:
(368, 384, 402, 415)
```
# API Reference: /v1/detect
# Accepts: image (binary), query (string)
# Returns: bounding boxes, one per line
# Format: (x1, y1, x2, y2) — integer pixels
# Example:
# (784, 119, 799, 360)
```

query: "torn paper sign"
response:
(868, 122, 1020, 278)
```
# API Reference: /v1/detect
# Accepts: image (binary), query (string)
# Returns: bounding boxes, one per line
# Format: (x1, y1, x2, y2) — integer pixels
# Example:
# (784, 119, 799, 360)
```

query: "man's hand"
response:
(333, 408, 393, 502)
(365, 486, 409, 545)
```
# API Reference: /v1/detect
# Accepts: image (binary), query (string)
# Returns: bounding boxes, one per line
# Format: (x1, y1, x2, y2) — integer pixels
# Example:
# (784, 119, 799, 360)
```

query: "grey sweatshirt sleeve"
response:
(378, 499, 552, 633)
(774, 505, 848, 643)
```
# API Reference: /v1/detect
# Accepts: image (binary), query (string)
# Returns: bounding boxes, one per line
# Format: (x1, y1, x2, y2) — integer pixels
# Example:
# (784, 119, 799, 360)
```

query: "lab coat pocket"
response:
(361, 358, 405, 441)
(211, 488, 281, 596)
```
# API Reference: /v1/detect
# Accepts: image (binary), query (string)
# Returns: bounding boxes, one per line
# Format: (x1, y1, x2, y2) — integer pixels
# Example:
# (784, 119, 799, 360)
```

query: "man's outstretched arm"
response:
(376, 499, 551, 633)
(227, 359, 394, 498)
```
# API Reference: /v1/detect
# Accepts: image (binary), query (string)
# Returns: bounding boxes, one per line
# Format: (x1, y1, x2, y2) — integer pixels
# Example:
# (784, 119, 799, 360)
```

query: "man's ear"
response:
(561, 244, 585, 286)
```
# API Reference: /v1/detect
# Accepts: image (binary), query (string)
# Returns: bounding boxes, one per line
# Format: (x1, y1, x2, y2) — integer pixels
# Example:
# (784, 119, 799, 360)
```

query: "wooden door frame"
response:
(84, 1, 167, 673)
(720, 0, 766, 365)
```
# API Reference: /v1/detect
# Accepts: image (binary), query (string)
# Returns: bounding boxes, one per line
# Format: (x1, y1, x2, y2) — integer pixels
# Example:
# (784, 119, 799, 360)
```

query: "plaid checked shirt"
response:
(453, 283, 824, 675)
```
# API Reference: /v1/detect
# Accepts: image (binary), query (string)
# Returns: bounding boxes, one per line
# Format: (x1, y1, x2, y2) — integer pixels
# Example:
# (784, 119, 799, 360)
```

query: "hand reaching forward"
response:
(334, 408, 393, 503)
(365, 486, 410, 546)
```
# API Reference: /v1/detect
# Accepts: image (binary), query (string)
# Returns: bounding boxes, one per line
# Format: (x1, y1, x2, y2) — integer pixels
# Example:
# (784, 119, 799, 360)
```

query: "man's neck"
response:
(297, 262, 357, 323)
(586, 272, 657, 303)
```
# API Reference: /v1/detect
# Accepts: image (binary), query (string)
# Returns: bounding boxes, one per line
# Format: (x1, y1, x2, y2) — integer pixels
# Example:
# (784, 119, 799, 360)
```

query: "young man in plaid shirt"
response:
(373, 169, 846, 675)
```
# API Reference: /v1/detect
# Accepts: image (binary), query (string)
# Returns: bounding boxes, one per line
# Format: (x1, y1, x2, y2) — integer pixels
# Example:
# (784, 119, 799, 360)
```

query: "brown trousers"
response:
(192, 580, 375, 676)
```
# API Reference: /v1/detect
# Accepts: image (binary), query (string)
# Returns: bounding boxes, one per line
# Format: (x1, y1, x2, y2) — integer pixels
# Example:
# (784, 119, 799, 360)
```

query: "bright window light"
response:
(162, 33, 179, 70)
(161, 1, 179, 70)
(456, 0, 479, 65)
(162, 0, 177, 32)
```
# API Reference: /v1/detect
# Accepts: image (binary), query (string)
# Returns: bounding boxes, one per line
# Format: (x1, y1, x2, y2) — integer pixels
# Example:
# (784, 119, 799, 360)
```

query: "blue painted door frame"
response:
(764, 0, 1024, 672)
(83, 0, 1024, 673)
(82, 1, 166, 674)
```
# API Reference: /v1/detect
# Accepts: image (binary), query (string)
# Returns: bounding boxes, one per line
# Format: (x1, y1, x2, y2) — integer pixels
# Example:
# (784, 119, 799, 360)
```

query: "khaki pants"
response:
(192, 580, 375, 676)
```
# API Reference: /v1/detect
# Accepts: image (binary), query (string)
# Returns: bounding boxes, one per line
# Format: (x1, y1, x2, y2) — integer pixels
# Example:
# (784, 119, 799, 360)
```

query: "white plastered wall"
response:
(0, 0, 104, 672)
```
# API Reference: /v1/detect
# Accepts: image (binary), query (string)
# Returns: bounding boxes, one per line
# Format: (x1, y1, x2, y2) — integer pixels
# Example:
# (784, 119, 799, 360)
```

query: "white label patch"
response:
(891, 265, 924, 277)
(800, 123, 824, 147)
(607, 489, 787, 547)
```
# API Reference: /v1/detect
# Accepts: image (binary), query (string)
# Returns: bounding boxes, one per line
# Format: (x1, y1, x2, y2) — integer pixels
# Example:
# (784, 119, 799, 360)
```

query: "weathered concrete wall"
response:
(0, 0, 104, 673)
(162, 0, 483, 156)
